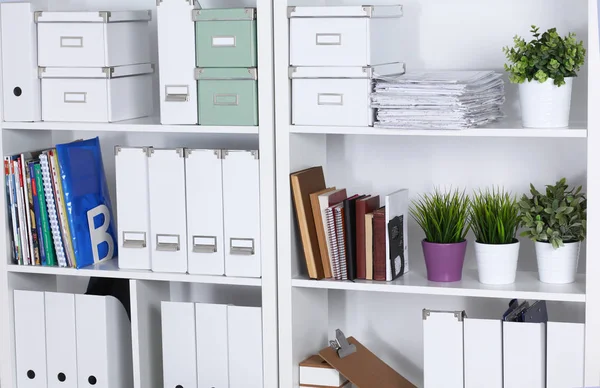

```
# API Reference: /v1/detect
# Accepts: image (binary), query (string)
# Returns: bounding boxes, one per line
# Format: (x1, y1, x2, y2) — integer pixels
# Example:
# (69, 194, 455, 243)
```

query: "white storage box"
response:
(36, 10, 151, 67)
(40, 64, 153, 122)
(289, 5, 403, 67)
(300, 355, 348, 387)
(290, 63, 405, 127)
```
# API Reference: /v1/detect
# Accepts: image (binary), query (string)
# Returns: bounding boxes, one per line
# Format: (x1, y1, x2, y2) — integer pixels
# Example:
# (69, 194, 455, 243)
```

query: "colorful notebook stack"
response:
(291, 166, 410, 281)
(4, 137, 117, 268)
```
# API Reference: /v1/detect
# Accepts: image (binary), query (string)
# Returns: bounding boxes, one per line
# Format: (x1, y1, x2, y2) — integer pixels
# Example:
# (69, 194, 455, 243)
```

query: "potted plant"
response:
(503, 26, 586, 128)
(518, 178, 586, 284)
(411, 189, 470, 282)
(470, 188, 520, 285)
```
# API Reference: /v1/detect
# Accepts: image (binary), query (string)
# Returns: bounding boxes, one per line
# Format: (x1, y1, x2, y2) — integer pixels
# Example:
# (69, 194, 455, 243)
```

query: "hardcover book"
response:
(290, 166, 326, 279)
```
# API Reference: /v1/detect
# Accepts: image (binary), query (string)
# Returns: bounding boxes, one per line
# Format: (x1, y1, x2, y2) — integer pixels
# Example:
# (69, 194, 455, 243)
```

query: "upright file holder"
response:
(75, 294, 133, 388)
(318, 329, 415, 388)
(1, 3, 42, 122)
(463, 318, 502, 388)
(148, 148, 188, 273)
(422, 309, 465, 388)
(222, 150, 261, 278)
(503, 321, 545, 388)
(115, 146, 152, 270)
(157, 0, 198, 124)
(45, 292, 77, 388)
(14, 290, 48, 388)
(228, 305, 263, 388)
(185, 149, 225, 275)
(546, 322, 584, 388)
(161, 302, 198, 388)
(196, 303, 229, 387)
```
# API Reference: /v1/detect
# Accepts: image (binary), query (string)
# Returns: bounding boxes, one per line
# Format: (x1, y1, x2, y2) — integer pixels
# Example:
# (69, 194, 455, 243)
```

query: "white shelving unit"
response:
(0, 0, 277, 388)
(275, 0, 600, 387)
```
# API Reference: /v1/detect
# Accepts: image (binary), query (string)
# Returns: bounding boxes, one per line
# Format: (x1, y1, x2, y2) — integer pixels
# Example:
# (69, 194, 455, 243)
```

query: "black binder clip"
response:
(329, 329, 357, 359)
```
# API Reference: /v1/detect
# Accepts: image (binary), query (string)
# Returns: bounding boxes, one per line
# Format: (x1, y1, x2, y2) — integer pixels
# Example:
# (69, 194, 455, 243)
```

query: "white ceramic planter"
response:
(535, 241, 581, 284)
(474, 241, 520, 285)
(519, 77, 573, 128)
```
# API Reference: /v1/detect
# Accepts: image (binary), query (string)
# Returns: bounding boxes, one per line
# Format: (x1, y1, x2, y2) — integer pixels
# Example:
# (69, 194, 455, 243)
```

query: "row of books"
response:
(4, 137, 117, 268)
(291, 166, 409, 281)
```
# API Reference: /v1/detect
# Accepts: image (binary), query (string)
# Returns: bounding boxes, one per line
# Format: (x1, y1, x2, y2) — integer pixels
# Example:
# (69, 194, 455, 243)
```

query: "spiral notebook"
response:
(325, 206, 341, 280)
(39, 153, 67, 267)
(334, 204, 348, 281)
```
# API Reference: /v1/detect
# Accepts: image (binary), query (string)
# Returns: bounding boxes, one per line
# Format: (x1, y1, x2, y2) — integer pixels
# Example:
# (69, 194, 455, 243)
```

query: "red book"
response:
(355, 195, 380, 279)
(373, 207, 386, 281)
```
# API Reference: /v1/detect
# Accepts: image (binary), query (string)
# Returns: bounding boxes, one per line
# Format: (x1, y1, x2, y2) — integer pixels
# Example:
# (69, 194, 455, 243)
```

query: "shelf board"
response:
(7, 259, 261, 286)
(292, 269, 585, 302)
(2, 116, 259, 135)
(290, 119, 587, 138)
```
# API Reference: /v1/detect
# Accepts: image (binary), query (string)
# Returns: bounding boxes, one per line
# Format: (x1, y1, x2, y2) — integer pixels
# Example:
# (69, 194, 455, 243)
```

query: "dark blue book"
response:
(56, 137, 117, 268)
(28, 161, 46, 266)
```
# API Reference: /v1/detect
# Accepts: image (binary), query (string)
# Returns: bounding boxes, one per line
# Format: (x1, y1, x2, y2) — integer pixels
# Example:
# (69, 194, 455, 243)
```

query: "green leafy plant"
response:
(410, 189, 470, 244)
(503, 26, 586, 86)
(470, 188, 519, 245)
(518, 178, 586, 249)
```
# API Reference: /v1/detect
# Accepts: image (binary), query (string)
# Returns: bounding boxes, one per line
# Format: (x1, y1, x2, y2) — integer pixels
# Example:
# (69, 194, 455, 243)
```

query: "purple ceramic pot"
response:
(422, 239, 467, 282)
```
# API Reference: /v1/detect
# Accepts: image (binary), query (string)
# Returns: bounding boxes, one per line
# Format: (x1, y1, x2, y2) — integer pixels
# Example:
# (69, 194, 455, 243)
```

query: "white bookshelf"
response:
(275, 0, 600, 387)
(0, 0, 277, 388)
(3, 117, 261, 135)
(290, 121, 588, 138)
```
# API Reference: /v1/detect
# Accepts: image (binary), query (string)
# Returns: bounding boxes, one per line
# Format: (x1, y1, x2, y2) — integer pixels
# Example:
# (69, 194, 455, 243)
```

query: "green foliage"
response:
(470, 188, 519, 245)
(410, 189, 471, 244)
(503, 26, 586, 86)
(518, 178, 586, 249)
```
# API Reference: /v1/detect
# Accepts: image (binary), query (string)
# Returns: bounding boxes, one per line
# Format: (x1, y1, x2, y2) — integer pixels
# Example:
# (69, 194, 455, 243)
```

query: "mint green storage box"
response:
(193, 8, 257, 68)
(196, 68, 258, 126)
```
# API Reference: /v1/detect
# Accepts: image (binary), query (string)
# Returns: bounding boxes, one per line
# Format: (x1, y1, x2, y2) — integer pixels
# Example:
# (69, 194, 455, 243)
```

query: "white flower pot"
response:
(535, 241, 581, 284)
(474, 241, 520, 285)
(519, 77, 573, 128)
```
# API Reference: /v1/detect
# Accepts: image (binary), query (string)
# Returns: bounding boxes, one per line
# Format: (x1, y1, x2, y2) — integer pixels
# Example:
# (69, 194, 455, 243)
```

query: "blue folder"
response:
(56, 137, 117, 268)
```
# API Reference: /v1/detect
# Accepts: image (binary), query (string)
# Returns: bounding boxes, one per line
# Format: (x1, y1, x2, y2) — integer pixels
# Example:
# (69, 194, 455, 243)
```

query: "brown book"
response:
(319, 336, 416, 388)
(310, 187, 337, 278)
(373, 207, 386, 281)
(355, 196, 380, 279)
(365, 212, 374, 280)
(291, 167, 326, 279)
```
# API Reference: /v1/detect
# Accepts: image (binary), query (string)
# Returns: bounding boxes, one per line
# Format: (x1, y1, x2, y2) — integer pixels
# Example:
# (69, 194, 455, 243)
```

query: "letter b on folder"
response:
(87, 204, 115, 263)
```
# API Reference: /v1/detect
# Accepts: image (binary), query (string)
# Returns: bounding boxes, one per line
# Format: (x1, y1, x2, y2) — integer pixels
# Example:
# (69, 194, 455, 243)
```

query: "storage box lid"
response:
(192, 8, 256, 21)
(35, 10, 152, 23)
(289, 62, 405, 79)
(195, 67, 257, 80)
(288, 5, 403, 18)
(39, 63, 154, 79)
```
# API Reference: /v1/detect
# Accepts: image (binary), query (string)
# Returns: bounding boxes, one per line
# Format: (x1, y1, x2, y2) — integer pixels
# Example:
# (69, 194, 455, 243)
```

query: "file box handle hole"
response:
(64, 92, 86, 103)
(316, 33, 342, 45)
(212, 35, 236, 47)
(60, 36, 83, 48)
(230, 237, 255, 255)
(165, 85, 189, 102)
(123, 231, 146, 249)
(318, 93, 344, 106)
(156, 234, 180, 252)
(193, 235, 217, 253)
(213, 93, 239, 106)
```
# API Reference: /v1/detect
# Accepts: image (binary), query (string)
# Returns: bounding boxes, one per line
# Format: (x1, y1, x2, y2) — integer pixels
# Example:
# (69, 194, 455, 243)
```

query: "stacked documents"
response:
(371, 71, 505, 129)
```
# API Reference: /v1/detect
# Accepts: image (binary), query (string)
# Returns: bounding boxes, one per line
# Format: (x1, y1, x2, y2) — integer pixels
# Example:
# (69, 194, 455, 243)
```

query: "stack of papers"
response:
(371, 71, 505, 129)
